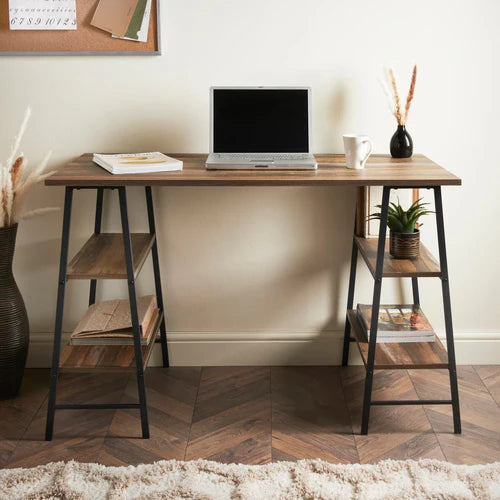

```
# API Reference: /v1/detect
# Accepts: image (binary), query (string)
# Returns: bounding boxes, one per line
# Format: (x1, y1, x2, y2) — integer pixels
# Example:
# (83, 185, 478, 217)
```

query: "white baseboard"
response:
(26, 331, 500, 367)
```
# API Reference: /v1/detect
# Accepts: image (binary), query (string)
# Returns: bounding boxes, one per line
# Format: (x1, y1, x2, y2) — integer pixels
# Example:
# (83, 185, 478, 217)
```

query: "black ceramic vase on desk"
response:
(390, 125, 413, 158)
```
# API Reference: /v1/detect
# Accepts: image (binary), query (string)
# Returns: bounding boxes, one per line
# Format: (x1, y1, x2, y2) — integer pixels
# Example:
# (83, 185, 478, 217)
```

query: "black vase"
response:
(390, 125, 413, 158)
(0, 224, 29, 399)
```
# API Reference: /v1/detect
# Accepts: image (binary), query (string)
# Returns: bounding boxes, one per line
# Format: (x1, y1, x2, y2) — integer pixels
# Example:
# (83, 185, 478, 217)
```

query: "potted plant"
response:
(0, 108, 56, 398)
(369, 198, 433, 259)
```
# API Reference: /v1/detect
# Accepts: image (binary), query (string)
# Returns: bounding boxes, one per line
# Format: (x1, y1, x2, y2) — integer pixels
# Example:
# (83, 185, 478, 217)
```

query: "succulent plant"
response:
(369, 198, 433, 234)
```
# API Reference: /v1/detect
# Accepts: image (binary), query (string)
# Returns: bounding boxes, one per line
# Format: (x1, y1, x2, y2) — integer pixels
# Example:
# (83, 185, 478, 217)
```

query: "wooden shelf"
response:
(347, 310, 449, 369)
(67, 233, 155, 280)
(59, 312, 163, 372)
(355, 237, 441, 278)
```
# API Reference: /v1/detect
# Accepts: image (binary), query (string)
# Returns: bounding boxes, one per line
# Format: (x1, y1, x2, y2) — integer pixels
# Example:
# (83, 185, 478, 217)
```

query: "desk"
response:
(44, 153, 462, 439)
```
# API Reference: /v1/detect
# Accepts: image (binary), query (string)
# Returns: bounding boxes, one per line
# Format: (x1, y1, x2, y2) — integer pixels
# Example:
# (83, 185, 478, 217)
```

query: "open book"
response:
(70, 296, 159, 345)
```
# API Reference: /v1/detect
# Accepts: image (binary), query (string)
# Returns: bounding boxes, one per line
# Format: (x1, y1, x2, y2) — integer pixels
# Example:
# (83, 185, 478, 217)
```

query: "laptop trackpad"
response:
(250, 159, 274, 163)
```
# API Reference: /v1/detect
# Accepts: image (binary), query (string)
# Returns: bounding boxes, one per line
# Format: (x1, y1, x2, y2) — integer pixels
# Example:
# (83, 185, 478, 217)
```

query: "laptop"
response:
(206, 87, 317, 170)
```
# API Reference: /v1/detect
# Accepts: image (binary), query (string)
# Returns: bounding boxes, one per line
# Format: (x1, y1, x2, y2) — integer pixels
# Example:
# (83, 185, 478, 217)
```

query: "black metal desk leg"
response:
(412, 277, 420, 305)
(45, 187, 74, 441)
(118, 187, 150, 439)
(361, 186, 390, 435)
(434, 187, 461, 434)
(145, 186, 169, 367)
(89, 187, 104, 306)
(342, 210, 359, 367)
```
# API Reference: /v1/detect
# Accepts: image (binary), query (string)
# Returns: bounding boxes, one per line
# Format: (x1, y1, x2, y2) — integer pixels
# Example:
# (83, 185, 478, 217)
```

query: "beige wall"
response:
(1, 0, 499, 365)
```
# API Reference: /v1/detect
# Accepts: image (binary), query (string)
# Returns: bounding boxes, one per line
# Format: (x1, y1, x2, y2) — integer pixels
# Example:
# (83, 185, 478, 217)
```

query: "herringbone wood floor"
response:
(1, 366, 499, 468)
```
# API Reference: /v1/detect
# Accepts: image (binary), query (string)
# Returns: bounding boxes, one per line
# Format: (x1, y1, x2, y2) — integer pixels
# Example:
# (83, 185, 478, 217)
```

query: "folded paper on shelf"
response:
(72, 296, 157, 339)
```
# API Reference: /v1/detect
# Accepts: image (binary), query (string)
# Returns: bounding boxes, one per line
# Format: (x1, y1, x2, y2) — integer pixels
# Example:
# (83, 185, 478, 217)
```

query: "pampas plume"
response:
(403, 65, 417, 124)
(1, 109, 57, 228)
(380, 64, 418, 126)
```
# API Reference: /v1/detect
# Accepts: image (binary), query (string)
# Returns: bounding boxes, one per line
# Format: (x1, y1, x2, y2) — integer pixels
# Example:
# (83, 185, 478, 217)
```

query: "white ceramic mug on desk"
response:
(343, 134, 374, 169)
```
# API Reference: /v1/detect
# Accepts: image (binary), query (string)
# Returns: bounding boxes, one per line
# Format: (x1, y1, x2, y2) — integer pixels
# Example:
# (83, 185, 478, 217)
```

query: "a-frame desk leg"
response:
(360, 186, 390, 435)
(118, 187, 150, 439)
(45, 187, 74, 441)
(434, 186, 461, 433)
(145, 187, 169, 367)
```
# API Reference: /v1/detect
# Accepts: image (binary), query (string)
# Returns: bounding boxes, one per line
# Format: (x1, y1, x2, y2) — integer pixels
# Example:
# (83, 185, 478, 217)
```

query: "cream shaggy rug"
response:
(0, 458, 499, 500)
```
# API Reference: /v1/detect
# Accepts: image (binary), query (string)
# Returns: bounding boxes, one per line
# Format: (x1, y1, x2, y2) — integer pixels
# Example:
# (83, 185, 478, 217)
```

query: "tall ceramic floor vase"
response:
(0, 224, 29, 399)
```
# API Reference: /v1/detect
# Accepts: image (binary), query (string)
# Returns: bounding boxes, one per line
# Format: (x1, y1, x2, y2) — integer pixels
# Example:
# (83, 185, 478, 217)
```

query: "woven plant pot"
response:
(0, 224, 29, 399)
(390, 229, 420, 259)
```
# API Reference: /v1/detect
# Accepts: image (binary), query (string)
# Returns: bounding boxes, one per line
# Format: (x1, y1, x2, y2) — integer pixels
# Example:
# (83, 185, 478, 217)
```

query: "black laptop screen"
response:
(212, 89, 309, 153)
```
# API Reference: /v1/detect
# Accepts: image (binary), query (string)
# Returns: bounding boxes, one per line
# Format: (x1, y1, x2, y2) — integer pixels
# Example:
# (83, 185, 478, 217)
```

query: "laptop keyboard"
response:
(215, 153, 311, 160)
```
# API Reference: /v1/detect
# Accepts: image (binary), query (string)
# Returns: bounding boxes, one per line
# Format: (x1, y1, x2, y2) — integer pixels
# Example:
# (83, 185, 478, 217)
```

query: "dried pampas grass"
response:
(379, 64, 417, 125)
(0, 108, 57, 229)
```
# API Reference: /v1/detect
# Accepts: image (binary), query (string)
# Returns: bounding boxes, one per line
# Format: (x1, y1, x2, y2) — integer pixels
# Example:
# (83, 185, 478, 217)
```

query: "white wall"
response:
(0, 0, 499, 366)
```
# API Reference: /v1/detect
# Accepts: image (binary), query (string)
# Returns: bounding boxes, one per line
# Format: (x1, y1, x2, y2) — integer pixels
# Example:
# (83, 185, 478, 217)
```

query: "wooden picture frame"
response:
(0, 0, 161, 56)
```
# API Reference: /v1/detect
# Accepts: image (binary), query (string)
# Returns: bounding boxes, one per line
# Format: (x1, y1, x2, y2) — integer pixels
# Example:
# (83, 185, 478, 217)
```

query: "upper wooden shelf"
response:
(59, 312, 163, 373)
(67, 233, 155, 280)
(347, 310, 449, 370)
(45, 154, 461, 188)
(355, 237, 441, 278)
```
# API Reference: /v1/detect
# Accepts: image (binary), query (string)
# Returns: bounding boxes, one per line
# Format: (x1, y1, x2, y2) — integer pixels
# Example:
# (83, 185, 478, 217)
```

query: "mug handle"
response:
(360, 139, 374, 168)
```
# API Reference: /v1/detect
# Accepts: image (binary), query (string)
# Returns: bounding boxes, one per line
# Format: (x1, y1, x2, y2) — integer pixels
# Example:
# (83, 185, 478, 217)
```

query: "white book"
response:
(93, 152, 182, 174)
(368, 335, 436, 343)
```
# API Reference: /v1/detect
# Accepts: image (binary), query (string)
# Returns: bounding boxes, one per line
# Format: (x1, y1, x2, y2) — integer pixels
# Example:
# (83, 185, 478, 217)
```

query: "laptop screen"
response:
(212, 88, 309, 153)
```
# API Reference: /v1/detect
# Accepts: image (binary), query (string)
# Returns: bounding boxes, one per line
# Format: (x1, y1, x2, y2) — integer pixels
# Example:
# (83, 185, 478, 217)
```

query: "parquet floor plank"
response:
(1, 367, 498, 468)
(341, 367, 445, 463)
(185, 367, 271, 464)
(97, 367, 200, 466)
(271, 367, 358, 463)
(409, 366, 500, 464)
(474, 366, 500, 405)
(0, 370, 49, 467)
(7, 373, 127, 468)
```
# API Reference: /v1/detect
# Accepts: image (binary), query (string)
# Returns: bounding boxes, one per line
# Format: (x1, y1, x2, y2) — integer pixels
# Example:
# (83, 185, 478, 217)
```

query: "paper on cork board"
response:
(91, 0, 139, 37)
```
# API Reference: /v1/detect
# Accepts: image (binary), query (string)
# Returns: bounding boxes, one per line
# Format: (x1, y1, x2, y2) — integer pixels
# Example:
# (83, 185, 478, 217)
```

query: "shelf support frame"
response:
(360, 186, 390, 435)
(434, 186, 461, 433)
(89, 187, 104, 306)
(45, 186, 74, 441)
(145, 186, 169, 367)
(118, 187, 150, 439)
(45, 185, 170, 440)
(342, 208, 359, 366)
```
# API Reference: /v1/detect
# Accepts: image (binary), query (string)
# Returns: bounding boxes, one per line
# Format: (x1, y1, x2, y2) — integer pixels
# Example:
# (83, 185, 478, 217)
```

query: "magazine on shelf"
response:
(356, 304, 435, 343)
(93, 152, 183, 174)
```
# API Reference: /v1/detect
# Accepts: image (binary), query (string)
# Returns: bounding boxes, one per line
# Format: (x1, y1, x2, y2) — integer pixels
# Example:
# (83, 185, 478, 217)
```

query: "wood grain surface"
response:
(45, 154, 462, 187)
(67, 233, 155, 280)
(355, 237, 441, 278)
(3, 366, 499, 467)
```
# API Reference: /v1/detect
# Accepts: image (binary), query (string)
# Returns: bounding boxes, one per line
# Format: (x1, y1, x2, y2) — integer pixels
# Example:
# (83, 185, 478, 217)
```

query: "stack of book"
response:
(356, 304, 435, 343)
(93, 152, 183, 175)
(70, 295, 159, 346)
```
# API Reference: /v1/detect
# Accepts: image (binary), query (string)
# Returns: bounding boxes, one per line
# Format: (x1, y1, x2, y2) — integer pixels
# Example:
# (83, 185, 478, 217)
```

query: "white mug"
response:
(343, 134, 374, 169)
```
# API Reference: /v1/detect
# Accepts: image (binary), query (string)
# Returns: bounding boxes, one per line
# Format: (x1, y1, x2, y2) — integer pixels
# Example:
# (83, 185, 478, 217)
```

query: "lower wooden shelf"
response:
(347, 310, 449, 369)
(59, 312, 163, 373)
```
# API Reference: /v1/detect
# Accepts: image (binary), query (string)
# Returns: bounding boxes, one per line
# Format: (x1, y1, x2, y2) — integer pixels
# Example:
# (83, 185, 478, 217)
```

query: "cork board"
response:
(0, 0, 160, 55)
